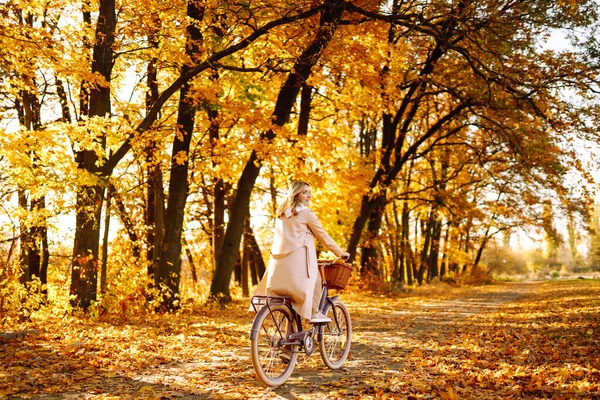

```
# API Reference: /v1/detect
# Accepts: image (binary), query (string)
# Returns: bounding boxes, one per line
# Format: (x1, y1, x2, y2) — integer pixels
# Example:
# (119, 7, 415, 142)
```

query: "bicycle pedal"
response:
(280, 352, 299, 366)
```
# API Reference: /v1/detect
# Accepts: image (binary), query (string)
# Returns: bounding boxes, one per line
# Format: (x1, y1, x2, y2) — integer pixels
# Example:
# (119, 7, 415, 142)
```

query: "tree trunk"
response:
(145, 153, 164, 278)
(109, 182, 141, 259)
(155, 0, 205, 311)
(18, 190, 29, 284)
(247, 221, 265, 286)
(100, 184, 112, 294)
(144, 36, 163, 282)
(440, 223, 450, 278)
(473, 237, 489, 269)
(71, 186, 104, 308)
(207, 106, 226, 272)
(297, 83, 313, 136)
(241, 228, 250, 296)
(429, 152, 448, 281)
(40, 223, 48, 291)
(210, 0, 347, 302)
(24, 188, 43, 283)
(155, 92, 192, 310)
(15, 66, 48, 290)
(212, 178, 226, 271)
(360, 196, 385, 276)
(234, 254, 242, 286)
(473, 194, 503, 270)
(401, 201, 412, 285)
(348, 193, 380, 262)
(210, 156, 260, 301)
(388, 204, 402, 285)
(70, 0, 116, 310)
(417, 214, 433, 285)
(147, 160, 165, 280)
(182, 236, 198, 284)
(427, 217, 442, 281)
(242, 216, 265, 291)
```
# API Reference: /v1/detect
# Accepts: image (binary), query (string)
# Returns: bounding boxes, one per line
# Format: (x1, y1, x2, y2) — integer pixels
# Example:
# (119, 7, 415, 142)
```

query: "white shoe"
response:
(309, 311, 332, 324)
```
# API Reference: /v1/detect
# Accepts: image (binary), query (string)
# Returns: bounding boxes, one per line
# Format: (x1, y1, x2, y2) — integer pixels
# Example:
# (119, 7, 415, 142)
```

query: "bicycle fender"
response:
(325, 296, 339, 310)
(249, 307, 271, 341)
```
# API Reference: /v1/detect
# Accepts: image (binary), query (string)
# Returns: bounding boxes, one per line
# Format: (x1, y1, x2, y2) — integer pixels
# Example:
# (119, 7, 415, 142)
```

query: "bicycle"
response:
(249, 257, 353, 387)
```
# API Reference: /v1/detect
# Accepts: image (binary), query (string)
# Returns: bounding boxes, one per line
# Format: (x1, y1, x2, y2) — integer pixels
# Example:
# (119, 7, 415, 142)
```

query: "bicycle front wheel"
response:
(319, 299, 351, 369)
(250, 305, 298, 387)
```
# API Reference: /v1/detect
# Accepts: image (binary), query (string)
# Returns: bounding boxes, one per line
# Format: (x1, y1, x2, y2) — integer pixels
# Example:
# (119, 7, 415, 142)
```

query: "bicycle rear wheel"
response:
(250, 305, 298, 386)
(319, 299, 351, 369)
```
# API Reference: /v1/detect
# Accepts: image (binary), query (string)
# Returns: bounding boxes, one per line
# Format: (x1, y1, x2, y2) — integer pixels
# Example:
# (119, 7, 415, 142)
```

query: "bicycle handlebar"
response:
(320, 254, 349, 267)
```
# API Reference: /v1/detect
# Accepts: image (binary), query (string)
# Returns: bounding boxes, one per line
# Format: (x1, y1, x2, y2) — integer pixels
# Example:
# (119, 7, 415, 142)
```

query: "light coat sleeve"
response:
(303, 208, 345, 257)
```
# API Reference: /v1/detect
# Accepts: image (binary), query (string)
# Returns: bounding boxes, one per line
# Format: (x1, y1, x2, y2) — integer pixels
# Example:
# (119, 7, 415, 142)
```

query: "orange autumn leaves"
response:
(344, 280, 600, 398)
(1, 279, 599, 399)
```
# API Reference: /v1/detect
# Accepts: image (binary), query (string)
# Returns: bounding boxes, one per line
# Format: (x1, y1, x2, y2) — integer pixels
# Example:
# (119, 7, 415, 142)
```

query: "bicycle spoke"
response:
(261, 348, 281, 375)
(324, 320, 343, 358)
(261, 310, 286, 339)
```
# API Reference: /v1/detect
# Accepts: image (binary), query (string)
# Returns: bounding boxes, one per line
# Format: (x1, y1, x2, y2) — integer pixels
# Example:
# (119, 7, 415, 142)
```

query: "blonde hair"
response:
(277, 180, 310, 219)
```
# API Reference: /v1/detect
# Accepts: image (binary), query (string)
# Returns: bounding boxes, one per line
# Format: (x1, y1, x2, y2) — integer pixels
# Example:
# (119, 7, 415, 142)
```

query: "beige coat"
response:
(251, 205, 345, 319)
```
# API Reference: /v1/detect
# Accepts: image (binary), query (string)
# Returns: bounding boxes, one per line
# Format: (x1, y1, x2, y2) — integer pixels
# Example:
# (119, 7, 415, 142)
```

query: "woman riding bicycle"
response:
(251, 180, 349, 324)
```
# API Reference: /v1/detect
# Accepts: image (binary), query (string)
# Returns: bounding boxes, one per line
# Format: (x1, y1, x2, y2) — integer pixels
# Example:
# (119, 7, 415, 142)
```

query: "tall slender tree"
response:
(70, 0, 116, 309)
(154, 0, 206, 311)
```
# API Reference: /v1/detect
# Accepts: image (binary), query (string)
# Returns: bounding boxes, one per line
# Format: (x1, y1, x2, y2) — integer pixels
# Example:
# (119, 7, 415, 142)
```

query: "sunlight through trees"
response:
(0, 0, 599, 314)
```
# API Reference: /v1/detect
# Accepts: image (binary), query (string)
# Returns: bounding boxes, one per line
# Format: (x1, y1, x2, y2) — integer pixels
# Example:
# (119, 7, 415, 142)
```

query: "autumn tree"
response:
(0, 2, 71, 295)
(151, 0, 206, 311)
(324, 0, 600, 279)
(210, 0, 348, 302)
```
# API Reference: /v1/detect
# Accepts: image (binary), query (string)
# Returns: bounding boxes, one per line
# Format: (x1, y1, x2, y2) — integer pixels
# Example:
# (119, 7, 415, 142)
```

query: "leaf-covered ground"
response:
(1, 279, 599, 399)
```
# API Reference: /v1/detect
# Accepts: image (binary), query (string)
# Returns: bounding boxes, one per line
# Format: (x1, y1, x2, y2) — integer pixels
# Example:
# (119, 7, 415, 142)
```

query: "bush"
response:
(0, 261, 48, 324)
(463, 265, 493, 285)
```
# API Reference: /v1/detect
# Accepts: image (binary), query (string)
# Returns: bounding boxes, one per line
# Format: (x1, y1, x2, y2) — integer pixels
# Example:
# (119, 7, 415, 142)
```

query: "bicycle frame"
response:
(249, 283, 341, 344)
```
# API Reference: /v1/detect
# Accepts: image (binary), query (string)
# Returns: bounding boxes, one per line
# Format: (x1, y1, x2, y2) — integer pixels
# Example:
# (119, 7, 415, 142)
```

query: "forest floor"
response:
(1, 279, 599, 399)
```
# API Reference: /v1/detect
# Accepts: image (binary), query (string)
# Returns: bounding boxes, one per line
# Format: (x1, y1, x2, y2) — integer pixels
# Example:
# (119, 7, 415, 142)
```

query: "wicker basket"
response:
(319, 260, 354, 290)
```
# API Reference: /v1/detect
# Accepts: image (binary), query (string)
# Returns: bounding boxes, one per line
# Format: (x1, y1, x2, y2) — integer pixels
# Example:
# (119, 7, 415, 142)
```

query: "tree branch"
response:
(100, 5, 323, 176)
